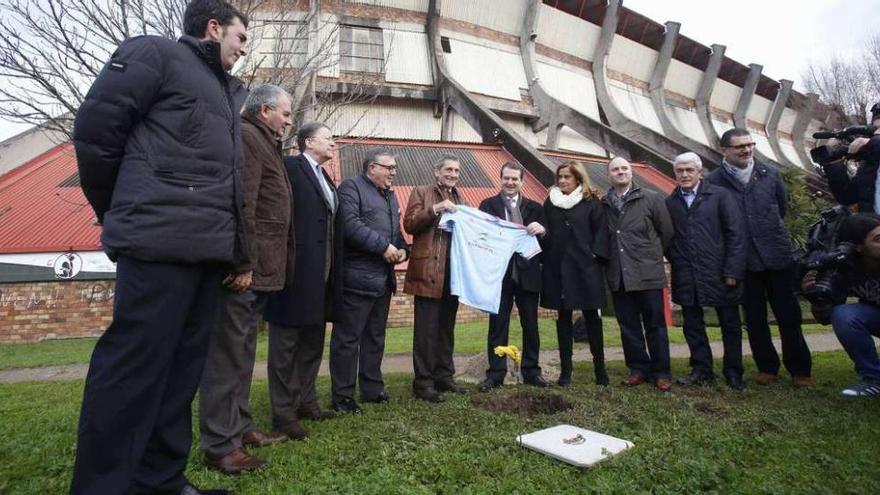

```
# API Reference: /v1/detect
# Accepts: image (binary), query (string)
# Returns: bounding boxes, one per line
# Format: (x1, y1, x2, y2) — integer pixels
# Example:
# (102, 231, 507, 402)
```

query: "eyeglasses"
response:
(725, 142, 756, 150)
(371, 162, 397, 172)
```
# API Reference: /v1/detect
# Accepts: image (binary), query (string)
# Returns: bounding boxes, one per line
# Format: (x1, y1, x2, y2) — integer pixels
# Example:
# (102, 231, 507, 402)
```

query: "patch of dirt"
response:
(471, 390, 573, 418)
(693, 401, 726, 416)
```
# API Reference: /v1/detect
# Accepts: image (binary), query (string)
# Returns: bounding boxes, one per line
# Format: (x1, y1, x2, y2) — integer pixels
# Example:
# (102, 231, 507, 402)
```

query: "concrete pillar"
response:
(695, 44, 725, 148)
(591, 0, 630, 130)
(648, 21, 681, 138)
(792, 92, 820, 170)
(765, 80, 799, 168)
(733, 63, 763, 130)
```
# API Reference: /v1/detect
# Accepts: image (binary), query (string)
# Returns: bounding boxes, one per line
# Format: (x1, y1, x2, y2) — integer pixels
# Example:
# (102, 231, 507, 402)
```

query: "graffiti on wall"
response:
(0, 282, 115, 311)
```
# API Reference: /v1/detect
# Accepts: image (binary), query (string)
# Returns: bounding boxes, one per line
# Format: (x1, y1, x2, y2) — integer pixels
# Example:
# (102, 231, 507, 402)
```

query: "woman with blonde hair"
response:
(540, 161, 609, 385)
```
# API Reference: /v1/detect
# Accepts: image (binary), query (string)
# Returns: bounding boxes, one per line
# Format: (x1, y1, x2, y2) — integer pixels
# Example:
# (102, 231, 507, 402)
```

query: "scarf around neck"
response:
(549, 185, 583, 210)
(722, 159, 754, 186)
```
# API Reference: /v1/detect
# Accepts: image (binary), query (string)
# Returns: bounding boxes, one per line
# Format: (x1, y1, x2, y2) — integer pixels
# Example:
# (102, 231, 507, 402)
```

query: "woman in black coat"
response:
(541, 161, 609, 385)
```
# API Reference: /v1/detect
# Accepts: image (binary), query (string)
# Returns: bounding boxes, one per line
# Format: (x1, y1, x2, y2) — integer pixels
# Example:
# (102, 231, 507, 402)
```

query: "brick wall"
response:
(0, 280, 115, 342)
(0, 273, 557, 342)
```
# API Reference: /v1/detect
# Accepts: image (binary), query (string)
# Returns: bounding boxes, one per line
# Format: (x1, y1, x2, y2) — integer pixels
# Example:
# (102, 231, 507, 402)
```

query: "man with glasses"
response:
(265, 122, 344, 440)
(706, 128, 813, 387)
(328, 149, 408, 413)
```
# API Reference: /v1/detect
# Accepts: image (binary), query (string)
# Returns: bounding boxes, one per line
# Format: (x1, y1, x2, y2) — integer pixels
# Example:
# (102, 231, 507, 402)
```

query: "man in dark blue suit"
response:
(265, 122, 344, 440)
(476, 162, 549, 392)
(329, 149, 408, 413)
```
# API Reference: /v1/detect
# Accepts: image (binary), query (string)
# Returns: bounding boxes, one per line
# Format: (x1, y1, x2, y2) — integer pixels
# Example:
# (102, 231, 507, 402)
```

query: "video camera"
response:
(797, 205, 856, 312)
(810, 125, 877, 165)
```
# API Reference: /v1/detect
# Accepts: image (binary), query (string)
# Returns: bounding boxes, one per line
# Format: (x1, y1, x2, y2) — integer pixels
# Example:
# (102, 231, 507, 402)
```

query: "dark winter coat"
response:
(602, 186, 674, 292)
(403, 184, 464, 299)
(338, 173, 406, 298)
(264, 154, 344, 326)
(74, 35, 247, 265)
(238, 116, 294, 291)
(540, 196, 608, 311)
(823, 135, 880, 213)
(665, 181, 746, 307)
(478, 194, 545, 294)
(705, 162, 794, 271)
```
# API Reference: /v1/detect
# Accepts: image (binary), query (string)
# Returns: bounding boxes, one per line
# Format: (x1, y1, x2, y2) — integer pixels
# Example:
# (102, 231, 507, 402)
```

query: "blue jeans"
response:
(830, 303, 880, 381)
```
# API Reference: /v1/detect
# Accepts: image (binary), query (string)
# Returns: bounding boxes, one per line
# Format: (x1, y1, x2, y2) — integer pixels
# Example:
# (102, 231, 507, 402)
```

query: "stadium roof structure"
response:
(0, 139, 675, 254)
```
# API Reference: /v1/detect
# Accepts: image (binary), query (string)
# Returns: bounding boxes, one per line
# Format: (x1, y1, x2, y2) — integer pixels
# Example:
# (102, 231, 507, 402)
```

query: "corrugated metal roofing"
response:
(0, 143, 101, 253)
(0, 139, 675, 254)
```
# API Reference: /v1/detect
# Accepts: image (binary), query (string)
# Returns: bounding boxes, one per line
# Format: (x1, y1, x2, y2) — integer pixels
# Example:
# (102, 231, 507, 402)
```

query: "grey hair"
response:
(362, 148, 396, 172)
(242, 84, 289, 120)
(673, 152, 702, 170)
(433, 154, 460, 171)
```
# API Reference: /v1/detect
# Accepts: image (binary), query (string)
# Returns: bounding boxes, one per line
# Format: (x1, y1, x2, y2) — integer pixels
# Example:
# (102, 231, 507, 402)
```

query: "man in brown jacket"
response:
(404, 155, 469, 403)
(199, 84, 294, 474)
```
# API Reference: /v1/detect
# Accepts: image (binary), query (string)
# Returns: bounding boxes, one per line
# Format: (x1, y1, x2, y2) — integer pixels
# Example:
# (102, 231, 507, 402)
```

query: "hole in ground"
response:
(471, 390, 573, 418)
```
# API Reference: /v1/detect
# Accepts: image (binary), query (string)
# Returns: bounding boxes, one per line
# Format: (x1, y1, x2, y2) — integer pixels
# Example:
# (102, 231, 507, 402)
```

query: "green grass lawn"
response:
(0, 319, 832, 371)
(1, 351, 878, 494)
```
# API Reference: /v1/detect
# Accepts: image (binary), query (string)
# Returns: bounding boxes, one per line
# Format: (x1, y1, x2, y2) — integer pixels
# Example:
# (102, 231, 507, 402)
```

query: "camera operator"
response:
(820, 104, 880, 213)
(803, 213, 880, 397)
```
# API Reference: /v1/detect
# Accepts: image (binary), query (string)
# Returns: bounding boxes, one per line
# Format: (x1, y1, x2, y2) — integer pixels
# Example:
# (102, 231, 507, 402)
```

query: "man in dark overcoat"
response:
(328, 149, 408, 413)
(666, 152, 747, 390)
(264, 122, 344, 438)
(70, 1, 248, 493)
(477, 162, 548, 392)
(603, 157, 675, 391)
(706, 128, 813, 387)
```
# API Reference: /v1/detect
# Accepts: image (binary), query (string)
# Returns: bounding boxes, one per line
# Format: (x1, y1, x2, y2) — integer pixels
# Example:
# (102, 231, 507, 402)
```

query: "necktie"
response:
(505, 196, 523, 224)
(314, 164, 335, 212)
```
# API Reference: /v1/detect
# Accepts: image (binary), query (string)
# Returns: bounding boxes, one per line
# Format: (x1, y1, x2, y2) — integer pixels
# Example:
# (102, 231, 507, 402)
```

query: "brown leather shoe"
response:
(755, 372, 778, 385)
(242, 430, 288, 448)
(655, 378, 672, 392)
(793, 375, 816, 388)
(621, 374, 647, 387)
(204, 448, 267, 475)
(278, 419, 309, 440)
(296, 403, 336, 421)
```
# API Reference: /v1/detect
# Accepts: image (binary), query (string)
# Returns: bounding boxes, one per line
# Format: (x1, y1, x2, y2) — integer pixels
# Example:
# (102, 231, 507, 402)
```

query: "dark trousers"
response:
(611, 288, 671, 379)
(329, 290, 392, 402)
(412, 291, 459, 391)
(743, 267, 812, 376)
(830, 303, 880, 382)
(485, 279, 540, 382)
(70, 256, 224, 495)
(198, 289, 266, 458)
(681, 305, 744, 378)
(557, 308, 604, 366)
(267, 322, 326, 430)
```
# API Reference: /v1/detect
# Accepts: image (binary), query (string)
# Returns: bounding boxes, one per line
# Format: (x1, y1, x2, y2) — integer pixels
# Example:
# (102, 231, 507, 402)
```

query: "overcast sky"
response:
(1, 0, 877, 142)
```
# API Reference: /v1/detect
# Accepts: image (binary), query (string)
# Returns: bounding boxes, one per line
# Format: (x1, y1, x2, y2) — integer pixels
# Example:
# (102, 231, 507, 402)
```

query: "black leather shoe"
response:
(361, 391, 392, 403)
(725, 375, 746, 391)
(331, 398, 363, 414)
(523, 375, 549, 388)
(181, 482, 229, 495)
(676, 371, 716, 386)
(478, 378, 501, 393)
(436, 380, 468, 394)
(557, 374, 572, 387)
(414, 387, 446, 403)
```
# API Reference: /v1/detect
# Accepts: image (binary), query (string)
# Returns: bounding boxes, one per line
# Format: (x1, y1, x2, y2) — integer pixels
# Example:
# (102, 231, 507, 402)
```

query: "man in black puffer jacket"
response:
(706, 128, 813, 389)
(70, 1, 249, 494)
(329, 149, 408, 413)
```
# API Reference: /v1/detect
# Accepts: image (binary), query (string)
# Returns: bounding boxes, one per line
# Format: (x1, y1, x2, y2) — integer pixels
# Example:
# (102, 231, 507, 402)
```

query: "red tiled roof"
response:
(0, 139, 676, 254)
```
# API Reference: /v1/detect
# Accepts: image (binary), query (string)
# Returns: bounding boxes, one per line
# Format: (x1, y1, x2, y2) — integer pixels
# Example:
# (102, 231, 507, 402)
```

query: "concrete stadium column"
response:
(765, 79, 799, 168)
(732, 63, 763, 130)
(591, 0, 631, 131)
(695, 44, 725, 148)
(792, 92, 820, 170)
(648, 21, 682, 139)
